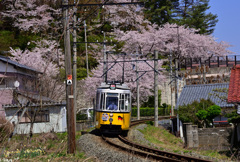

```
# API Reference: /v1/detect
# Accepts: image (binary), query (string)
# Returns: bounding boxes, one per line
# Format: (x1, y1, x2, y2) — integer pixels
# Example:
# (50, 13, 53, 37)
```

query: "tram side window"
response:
(100, 93, 105, 110)
(119, 94, 125, 111)
(125, 94, 130, 111)
(96, 92, 100, 110)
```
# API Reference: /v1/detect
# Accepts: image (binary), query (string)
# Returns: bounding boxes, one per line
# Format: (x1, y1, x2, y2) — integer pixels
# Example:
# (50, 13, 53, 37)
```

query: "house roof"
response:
(16, 90, 53, 102)
(3, 101, 66, 109)
(177, 83, 233, 108)
(228, 65, 240, 103)
(0, 55, 40, 73)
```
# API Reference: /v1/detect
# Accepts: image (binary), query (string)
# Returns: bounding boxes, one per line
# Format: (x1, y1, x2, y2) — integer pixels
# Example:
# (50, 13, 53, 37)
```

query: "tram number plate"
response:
(102, 113, 109, 121)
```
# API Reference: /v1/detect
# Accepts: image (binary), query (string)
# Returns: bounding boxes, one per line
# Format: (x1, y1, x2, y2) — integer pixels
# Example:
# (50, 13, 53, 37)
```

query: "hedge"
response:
(131, 107, 171, 117)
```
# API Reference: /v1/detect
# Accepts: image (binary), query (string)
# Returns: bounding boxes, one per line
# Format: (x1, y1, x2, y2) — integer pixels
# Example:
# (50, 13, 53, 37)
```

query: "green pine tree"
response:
(142, 0, 180, 25)
(142, 0, 218, 35)
(178, 0, 218, 35)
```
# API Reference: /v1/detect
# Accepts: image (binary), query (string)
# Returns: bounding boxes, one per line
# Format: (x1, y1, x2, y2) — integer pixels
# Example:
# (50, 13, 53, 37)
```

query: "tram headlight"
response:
(109, 113, 113, 117)
(109, 118, 113, 123)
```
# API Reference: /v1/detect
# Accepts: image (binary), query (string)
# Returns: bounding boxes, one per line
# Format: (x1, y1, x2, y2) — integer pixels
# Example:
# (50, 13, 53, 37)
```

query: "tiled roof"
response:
(177, 83, 233, 108)
(228, 65, 240, 103)
(0, 55, 40, 73)
(3, 101, 66, 108)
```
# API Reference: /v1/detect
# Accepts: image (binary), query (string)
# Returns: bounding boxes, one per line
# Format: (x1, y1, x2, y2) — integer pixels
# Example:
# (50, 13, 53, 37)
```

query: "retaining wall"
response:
(184, 123, 232, 151)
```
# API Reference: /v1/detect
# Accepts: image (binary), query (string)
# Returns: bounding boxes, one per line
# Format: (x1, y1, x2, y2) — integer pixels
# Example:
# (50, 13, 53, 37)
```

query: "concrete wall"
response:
(184, 123, 232, 151)
(198, 127, 231, 150)
(159, 78, 185, 106)
(183, 123, 199, 148)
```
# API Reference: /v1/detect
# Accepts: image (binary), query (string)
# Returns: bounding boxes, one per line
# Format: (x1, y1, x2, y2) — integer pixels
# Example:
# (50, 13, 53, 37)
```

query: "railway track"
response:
(101, 117, 212, 162)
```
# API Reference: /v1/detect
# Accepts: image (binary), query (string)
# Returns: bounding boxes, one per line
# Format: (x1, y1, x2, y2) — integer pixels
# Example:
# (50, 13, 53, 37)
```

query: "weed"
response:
(76, 152, 85, 159)
(56, 152, 66, 157)
(145, 121, 154, 125)
(47, 143, 54, 150)
(56, 132, 67, 139)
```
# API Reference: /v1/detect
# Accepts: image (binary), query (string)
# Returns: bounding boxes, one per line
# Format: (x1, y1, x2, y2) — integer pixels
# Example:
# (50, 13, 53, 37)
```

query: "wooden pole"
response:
(73, 2, 77, 137)
(154, 50, 158, 127)
(63, 0, 76, 154)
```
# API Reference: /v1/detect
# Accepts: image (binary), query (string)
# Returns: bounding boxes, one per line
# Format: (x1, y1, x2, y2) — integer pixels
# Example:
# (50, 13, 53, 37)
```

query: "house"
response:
(0, 55, 67, 134)
(227, 65, 240, 145)
(0, 55, 40, 119)
(227, 65, 240, 113)
(177, 83, 235, 125)
(3, 101, 67, 134)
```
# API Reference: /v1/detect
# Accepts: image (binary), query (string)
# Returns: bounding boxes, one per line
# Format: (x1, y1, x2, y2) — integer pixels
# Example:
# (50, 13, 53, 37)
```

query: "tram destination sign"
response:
(110, 84, 116, 90)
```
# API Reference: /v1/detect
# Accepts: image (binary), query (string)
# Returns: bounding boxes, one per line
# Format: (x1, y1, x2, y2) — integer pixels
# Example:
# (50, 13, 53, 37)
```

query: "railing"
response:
(182, 55, 240, 69)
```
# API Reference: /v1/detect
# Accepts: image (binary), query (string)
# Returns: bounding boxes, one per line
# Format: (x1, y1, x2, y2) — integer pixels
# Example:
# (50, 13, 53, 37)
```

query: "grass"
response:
(0, 130, 90, 161)
(138, 124, 232, 161)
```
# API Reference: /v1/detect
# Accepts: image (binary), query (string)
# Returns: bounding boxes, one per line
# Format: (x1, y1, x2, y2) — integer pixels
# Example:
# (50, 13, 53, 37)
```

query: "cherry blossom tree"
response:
(115, 23, 232, 60)
(9, 39, 65, 101)
(2, 0, 59, 33)
(104, 0, 232, 60)
(83, 55, 165, 104)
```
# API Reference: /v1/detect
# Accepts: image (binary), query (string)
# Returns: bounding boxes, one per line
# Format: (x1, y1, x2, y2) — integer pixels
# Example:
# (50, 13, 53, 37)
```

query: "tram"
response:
(95, 81, 131, 134)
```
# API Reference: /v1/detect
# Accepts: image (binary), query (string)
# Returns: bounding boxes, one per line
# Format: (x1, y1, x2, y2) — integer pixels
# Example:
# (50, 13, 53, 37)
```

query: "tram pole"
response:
(136, 47, 140, 120)
(103, 32, 107, 82)
(154, 50, 158, 127)
(169, 50, 174, 116)
(84, 20, 89, 77)
(63, 0, 76, 154)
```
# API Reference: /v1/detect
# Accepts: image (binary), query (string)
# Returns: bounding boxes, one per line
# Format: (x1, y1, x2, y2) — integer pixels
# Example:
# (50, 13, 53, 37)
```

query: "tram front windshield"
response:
(106, 95, 118, 111)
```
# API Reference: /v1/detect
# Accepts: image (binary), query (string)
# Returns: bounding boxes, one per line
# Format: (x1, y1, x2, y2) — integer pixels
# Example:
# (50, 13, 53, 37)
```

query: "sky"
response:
(208, 0, 240, 55)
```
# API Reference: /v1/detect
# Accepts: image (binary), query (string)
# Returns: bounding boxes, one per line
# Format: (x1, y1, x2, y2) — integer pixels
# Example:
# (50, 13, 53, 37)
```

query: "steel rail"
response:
(118, 135, 211, 162)
(102, 135, 181, 162)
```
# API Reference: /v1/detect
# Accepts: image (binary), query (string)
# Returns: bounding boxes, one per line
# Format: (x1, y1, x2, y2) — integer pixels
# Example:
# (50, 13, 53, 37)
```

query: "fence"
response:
(183, 55, 240, 69)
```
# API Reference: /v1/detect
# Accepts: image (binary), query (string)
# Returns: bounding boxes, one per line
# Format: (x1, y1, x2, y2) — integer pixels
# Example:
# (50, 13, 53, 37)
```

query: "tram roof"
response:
(97, 82, 130, 90)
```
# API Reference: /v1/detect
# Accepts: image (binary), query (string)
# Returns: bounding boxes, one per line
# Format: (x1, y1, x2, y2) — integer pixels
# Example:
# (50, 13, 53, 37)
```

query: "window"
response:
(125, 94, 130, 111)
(18, 110, 49, 123)
(96, 92, 100, 109)
(100, 93, 105, 110)
(106, 93, 119, 111)
(119, 94, 125, 111)
(119, 93, 130, 111)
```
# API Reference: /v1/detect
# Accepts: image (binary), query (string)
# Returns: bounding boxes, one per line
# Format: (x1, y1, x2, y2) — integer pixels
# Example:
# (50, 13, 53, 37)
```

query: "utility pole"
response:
(175, 26, 180, 135)
(154, 50, 158, 127)
(136, 47, 140, 120)
(169, 49, 174, 116)
(73, 1, 77, 134)
(63, 0, 76, 154)
(103, 32, 107, 82)
(84, 20, 89, 77)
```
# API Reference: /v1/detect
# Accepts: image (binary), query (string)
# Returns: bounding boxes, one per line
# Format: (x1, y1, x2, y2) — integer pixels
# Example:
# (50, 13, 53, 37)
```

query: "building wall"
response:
(5, 106, 67, 134)
(0, 62, 16, 73)
(159, 78, 185, 106)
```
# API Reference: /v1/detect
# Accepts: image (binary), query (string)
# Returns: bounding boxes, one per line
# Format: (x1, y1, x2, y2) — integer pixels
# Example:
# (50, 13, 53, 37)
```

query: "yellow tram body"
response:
(95, 82, 131, 134)
(95, 111, 131, 131)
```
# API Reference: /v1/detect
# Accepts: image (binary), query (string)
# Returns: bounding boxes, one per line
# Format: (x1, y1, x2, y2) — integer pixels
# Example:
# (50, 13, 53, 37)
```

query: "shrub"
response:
(0, 118, 13, 143)
(131, 106, 171, 117)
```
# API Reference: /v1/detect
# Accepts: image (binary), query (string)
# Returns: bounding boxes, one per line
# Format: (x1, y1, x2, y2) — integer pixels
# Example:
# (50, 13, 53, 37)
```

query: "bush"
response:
(0, 118, 13, 143)
(76, 114, 88, 120)
(131, 106, 171, 117)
